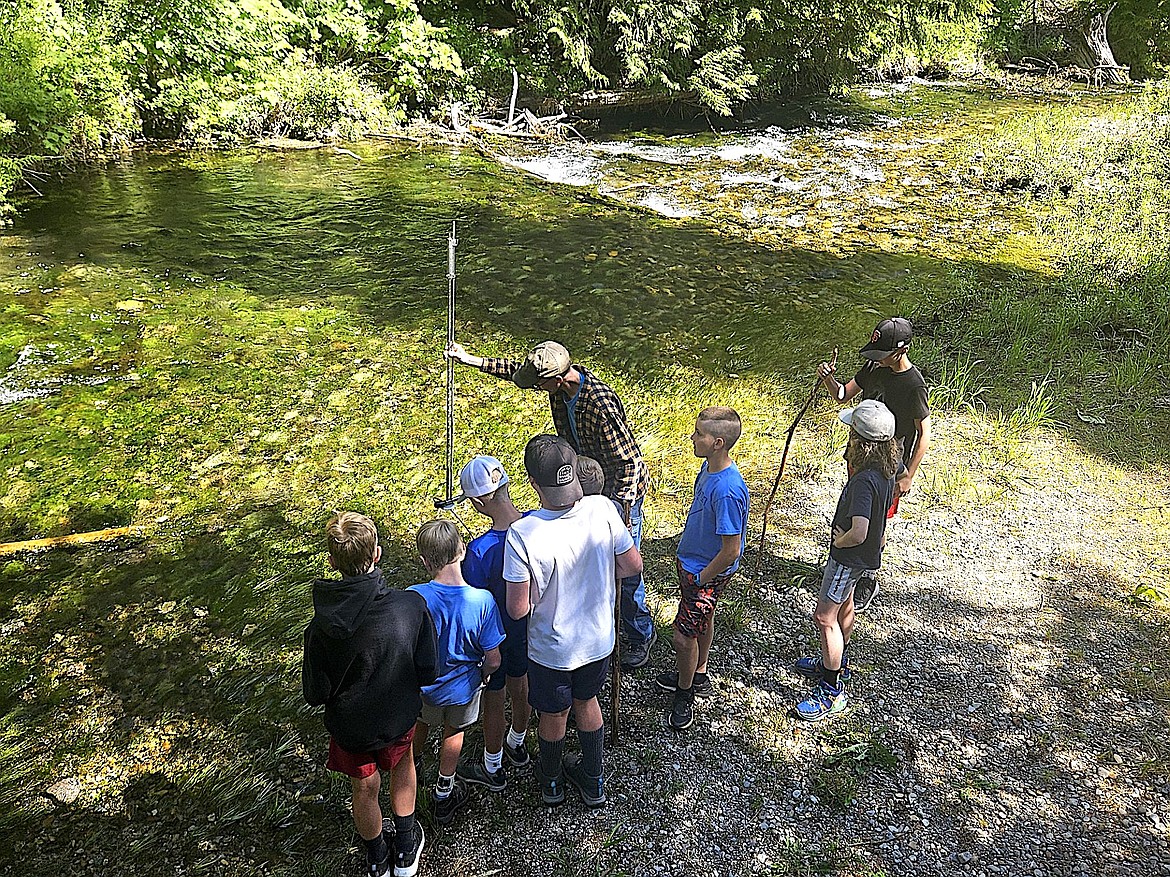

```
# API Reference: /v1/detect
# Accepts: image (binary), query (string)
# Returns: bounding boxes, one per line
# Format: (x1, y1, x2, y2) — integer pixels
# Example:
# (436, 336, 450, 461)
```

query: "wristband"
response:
(837, 385, 846, 401)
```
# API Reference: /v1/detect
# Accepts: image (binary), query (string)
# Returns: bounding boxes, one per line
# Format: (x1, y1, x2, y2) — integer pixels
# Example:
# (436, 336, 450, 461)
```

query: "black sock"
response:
(694, 671, 708, 685)
(538, 734, 565, 778)
(364, 831, 388, 864)
(823, 666, 842, 688)
(393, 812, 416, 855)
(577, 726, 605, 779)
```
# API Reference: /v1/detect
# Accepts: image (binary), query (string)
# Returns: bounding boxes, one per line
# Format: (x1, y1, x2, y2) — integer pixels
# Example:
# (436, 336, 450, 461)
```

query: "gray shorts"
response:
(419, 687, 482, 731)
(820, 556, 869, 605)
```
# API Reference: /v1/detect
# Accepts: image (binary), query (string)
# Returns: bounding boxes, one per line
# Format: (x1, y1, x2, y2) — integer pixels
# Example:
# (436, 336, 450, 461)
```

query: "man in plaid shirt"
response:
(446, 340, 658, 669)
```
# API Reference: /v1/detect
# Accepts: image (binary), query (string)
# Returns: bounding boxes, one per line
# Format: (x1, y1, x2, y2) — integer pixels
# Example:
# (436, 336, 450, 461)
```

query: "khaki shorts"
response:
(419, 687, 482, 731)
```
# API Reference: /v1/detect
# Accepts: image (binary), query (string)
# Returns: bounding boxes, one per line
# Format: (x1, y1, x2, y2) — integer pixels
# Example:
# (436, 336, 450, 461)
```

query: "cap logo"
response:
(490, 468, 502, 484)
(871, 329, 882, 343)
(555, 464, 574, 486)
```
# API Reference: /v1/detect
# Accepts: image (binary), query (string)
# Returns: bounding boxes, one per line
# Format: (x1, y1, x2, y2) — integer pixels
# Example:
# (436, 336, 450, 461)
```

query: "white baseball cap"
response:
(459, 455, 510, 499)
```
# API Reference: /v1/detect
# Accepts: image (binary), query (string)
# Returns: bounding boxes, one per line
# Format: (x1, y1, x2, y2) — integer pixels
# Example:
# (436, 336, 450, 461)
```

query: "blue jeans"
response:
(614, 495, 654, 646)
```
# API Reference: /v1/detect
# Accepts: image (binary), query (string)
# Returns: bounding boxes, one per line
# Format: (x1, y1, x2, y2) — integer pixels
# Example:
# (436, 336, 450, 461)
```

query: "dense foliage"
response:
(3, 0, 1170, 208)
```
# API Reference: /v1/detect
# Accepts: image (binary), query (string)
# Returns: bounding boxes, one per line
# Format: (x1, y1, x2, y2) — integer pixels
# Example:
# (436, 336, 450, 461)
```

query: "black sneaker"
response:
(392, 823, 424, 877)
(432, 779, 469, 825)
(504, 739, 531, 768)
(367, 854, 391, 877)
(456, 759, 506, 792)
(620, 626, 658, 671)
(562, 753, 606, 807)
(536, 759, 565, 806)
(669, 687, 695, 730)
(654, 670, 713, 698)
(853, 575, 879, 613)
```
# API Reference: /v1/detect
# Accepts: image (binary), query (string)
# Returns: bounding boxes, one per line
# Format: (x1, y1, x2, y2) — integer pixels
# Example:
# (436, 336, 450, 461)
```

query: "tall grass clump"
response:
(930, 82, 1170, 463)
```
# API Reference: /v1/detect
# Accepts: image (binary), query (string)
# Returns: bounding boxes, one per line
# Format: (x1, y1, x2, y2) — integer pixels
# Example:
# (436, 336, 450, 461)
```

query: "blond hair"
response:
(844, 432, 901, 480)
(417, 519, 461, 571)
(326, 512, 379, 577)
(697, 406, 742, 449)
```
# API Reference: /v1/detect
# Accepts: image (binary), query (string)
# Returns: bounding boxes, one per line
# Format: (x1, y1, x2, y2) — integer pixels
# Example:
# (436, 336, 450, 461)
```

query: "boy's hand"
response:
(817, 361, 837, 380)
(831, 524, 846, 546)
(896, 471, 914, 496)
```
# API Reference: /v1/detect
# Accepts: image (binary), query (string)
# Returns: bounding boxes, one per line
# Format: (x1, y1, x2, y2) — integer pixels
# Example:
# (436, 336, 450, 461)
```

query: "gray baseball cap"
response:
(839, 399, 896, 441)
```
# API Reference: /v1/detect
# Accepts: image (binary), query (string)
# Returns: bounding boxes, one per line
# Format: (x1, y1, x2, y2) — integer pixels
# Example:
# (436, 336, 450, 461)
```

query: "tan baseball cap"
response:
(511, 341, 572, 389)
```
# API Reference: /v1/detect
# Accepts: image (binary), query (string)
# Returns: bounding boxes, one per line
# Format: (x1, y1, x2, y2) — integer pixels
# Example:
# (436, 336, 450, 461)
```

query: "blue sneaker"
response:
(794, 681, 848, 722)
(792, 656, 851, 682)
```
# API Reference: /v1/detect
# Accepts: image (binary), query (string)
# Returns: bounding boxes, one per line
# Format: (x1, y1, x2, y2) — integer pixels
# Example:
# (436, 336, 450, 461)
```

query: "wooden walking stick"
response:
(751, 348, 837, 586)
(607, 499, 632, 747)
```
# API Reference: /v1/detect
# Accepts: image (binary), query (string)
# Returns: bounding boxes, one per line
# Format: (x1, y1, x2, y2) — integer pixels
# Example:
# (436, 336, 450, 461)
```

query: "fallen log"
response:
(0, 526, 146, 556)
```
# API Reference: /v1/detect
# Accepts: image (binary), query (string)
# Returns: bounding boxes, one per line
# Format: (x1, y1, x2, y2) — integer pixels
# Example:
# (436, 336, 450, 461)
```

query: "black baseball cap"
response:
(859, 317, 913, 361)
(523, 434, 583, 507)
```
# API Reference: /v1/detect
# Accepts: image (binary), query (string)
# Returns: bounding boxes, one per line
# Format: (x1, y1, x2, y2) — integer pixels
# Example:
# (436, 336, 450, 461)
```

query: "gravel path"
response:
(410, 424, 1170, 877)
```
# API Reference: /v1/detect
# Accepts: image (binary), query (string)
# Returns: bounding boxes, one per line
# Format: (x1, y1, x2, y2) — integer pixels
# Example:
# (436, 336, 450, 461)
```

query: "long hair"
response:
(844, 431, 900, 480)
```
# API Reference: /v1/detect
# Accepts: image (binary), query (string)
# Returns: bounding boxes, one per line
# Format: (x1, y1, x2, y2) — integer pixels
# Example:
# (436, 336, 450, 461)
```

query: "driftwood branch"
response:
(0, 526, 146, 556)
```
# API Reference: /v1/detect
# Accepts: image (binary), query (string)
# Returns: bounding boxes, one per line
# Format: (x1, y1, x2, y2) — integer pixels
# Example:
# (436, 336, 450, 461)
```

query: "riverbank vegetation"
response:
(923, 80, 1170, 463)
(6, 1, 1170, 211)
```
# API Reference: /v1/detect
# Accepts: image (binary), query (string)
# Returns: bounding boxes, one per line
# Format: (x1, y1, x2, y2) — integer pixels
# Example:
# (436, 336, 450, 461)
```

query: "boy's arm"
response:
(833, 515, 871, 548)
(481, 646, 502, 680)
(414, 608, 440, 687)
(615, 544, 643, 579)
(817, 360, 861, 403)
(302, 627, 332, 706)
(898, 415, 931, 496)
(698, 534, 742, 585)
(506, 578, 532, 621)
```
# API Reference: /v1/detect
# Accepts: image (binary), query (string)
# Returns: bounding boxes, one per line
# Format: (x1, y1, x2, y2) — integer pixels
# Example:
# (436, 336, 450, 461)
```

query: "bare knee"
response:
(351, 771, 381, 803)
(814, 606, 840, 631)
(672, 627, 693, 654)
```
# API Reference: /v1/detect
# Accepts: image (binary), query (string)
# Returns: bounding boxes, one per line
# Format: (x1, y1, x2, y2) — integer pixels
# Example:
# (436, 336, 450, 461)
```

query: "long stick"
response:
(446, 221, 457, 504)
(751, 349, 836, 586)
(607, 500, 631, 747)
(0, 526, 145, 556)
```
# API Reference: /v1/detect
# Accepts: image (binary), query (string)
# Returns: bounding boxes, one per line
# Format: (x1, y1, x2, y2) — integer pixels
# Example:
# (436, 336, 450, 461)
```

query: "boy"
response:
(504, 435, 643, 807)
(793, 400, 898, 722)
(577, 455, 605, 496)
(456, 455, 533, 789)
(654, 407, 749, 730)
(302, 512, 437, 877)
(409, 520, 505, 825)
(817, 317, 931, 610)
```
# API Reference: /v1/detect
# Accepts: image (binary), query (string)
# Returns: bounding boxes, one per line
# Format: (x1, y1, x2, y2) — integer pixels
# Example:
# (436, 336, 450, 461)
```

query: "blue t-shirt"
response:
(463, 518, 531, 642)
(407, 580, 506, 707)
(677, 461, 750, 577)
(828, 467, 894, 571)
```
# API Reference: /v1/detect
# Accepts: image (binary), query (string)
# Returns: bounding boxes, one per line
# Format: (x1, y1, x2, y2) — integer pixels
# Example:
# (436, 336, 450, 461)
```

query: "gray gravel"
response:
(411, 427, 1170, 877)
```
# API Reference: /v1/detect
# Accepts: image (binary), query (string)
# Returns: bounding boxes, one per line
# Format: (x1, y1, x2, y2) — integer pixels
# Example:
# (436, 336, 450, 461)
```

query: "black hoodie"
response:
(302, 567, 438, 753)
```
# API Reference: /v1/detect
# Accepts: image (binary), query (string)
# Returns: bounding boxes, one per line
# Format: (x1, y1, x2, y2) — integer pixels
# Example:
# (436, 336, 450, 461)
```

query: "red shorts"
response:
(673, 559, 733, 639)
(326, 728, 416, 779)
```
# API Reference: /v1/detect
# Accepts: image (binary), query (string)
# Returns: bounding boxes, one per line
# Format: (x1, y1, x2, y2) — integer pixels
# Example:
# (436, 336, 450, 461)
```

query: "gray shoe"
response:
(620, 626, 657, 670)
(654, 670, 713, 698)
(562, 753, 605, 807)
(456, 759, 506, 792)
(504, 739, 531, 768)
(853, 576, 879, 613)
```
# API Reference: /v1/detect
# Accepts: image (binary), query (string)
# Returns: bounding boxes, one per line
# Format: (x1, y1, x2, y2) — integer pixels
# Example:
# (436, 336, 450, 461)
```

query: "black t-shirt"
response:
(829, 467, 895, 571)
(853, 363, 930, 464)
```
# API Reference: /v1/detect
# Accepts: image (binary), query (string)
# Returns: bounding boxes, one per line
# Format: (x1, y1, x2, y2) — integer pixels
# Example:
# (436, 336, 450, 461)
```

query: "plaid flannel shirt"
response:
(479, 358, 649, 504)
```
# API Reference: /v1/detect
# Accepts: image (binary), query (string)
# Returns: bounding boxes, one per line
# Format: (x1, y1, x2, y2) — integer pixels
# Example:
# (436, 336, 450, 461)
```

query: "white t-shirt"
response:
(503, 494, 634, 671)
